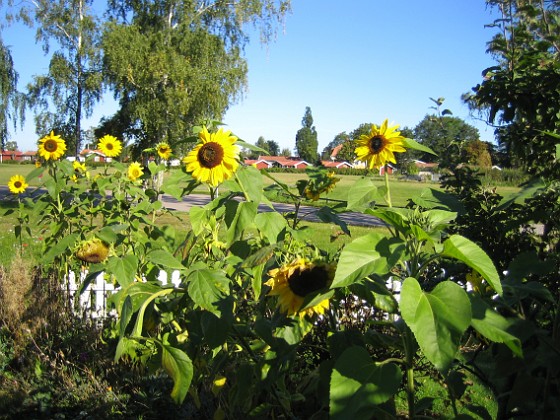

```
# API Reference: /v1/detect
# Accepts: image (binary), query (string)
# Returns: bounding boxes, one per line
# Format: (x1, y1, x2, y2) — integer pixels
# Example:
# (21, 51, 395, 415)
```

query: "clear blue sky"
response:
(3, 0, 499, 153)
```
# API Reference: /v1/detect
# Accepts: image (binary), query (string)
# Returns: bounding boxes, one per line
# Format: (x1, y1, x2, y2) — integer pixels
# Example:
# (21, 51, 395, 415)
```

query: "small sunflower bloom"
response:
(98, 134, 122, 158)
(156, 142, 172, 160)
(76, 238, 110, 263)
(265, 258, 334, 317)
(34, 160, 42, 168)
(38, 131, 67, 161)
(127, 162, 144, 182)
(73, 160, 87, 173)
(183, 127, 240, 187)
(8, 174, 28, 195)
(354, 119, 407, 169)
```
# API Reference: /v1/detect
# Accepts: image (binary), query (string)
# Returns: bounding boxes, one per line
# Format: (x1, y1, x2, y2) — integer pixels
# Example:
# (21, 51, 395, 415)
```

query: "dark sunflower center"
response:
(198, 142, 224, 168)
(14, 181, 22, 188)
(106, 143, 114, 150)
(45, 140, 58, 152)
(369, 135, 385, 153)
(288, 266, 329, 297)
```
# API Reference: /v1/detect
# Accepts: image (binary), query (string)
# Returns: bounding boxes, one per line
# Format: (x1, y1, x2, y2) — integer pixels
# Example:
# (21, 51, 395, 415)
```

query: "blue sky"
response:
(3, 0, 499, 153)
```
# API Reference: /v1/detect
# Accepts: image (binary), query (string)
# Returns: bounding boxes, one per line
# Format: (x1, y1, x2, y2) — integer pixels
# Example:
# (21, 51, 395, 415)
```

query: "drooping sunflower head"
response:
(38, 131, 67, 161)
(8, 174, 28, 195)
(265, 258, 334, 318)
(156, 142, 172, 160)
(127, 162, 144, 182)
(182, 127, 240, 187)
(98, 134, 123, 158)
(354, 119, 407, 170)
(304, 170, 341, 201)
(75, 238, 110, 263)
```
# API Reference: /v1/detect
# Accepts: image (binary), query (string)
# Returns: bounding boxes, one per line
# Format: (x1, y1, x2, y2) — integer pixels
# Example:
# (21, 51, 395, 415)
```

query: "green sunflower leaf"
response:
(330, 346, 402, 419)
(160, 342, 194, 404)
(441, 234, 502, 295)
(400, 278, 471, 373)
(403, 137, 437, 156)
(332, 233, 405, 288)
(186, 266, 230, 316)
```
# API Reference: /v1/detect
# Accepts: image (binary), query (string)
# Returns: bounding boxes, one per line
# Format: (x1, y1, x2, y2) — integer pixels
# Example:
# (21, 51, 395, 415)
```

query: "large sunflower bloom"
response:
(354, 119, 406, 169)
(8, 174, 28, 194)
(98, 135, 123, 158)
(38, 131, 67, 161)
(265, 258, 333, 317)
(127, 162, 144, 181)
(156, 142, 172, 160)
(183, 127, 240, 187)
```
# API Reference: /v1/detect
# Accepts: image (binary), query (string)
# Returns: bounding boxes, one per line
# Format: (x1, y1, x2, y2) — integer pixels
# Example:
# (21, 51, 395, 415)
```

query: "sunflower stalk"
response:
(384, 164, 393, 207)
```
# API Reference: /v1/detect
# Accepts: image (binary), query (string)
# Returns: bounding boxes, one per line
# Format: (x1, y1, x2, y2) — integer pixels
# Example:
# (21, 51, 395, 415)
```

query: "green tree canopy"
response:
(15, 0, 104, 155)
(102, 0, 290, 156)
(464, 0, 560, 176)
(0, 38, 24, 149)
(295, 106, 318, 163)
(413, 115, 480, 167)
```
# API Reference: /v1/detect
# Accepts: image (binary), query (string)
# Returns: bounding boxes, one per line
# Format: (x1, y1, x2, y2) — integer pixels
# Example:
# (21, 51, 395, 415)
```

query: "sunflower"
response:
(8, 174, 28, 195)
(76, 238, 110, 263)
(182, 127, 240, 187)
(265, 258, 334, 317)
(73, 160, 86, 173)
(156, 142, 172, 160)
(38, 131, 67, 161)
(354, 119, 407, 169)
(98, 134, 123, 158)
(304, 171, 340, 201)
(127, 162, 144, 181)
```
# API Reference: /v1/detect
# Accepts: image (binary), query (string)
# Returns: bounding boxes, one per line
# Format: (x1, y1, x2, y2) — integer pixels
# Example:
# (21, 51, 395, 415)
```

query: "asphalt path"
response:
(0, 186, 386, 228)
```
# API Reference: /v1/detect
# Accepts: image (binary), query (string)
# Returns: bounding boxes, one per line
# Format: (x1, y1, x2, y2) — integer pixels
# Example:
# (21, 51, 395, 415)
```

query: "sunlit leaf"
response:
(106, 254, 139, 288)
(400, 278, 471, 373)
(332, 233, 404, 288)
(186, 266, 230, 315)
(441, 235, 502, 295)
(346, 177, 379, 211)
(160, 343, 193, 404)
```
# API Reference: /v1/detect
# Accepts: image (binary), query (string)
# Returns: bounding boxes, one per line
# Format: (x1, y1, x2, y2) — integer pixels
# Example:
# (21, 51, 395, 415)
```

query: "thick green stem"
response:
(384, 165, 392, 207)
(403, 326, 416, 418)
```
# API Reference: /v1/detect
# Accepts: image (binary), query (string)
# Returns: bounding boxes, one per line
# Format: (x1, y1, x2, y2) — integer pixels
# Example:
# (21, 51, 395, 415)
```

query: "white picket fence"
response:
(64, 270, 181, 320)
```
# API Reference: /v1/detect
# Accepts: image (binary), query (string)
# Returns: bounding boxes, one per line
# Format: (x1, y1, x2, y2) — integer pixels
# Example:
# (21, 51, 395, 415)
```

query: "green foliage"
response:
(413, 114, 480, 167)
(466, 0, 560, 176)
(18, 0, 104, 155)
(295, 106, 318, 163)
(4, 126, 559, 419)
(0, 39, 24, 149)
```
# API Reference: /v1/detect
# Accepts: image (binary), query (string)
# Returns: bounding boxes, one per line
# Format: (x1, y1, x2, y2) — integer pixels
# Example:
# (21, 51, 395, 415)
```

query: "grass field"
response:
(0, 163, 521, 209)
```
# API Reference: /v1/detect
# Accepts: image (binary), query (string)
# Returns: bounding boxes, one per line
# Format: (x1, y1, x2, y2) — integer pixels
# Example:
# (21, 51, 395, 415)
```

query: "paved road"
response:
(0, 187, 386, 228)
(161, 194, 386, 227)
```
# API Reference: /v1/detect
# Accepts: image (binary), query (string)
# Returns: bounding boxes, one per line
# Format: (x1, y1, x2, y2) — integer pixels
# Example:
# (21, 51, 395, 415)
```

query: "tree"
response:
(464, 0, 560, 175)
(463, 139, 492, 168)
(13, 0, 104, 156)
(295, 106, 318, 162)
(413, 115, 479, 167)
(280, 147, 291, 157)
(4, 140, 17, 151)
(0, 38, 24, 150)
(266, 140, 280, 156)
(102, 0, 291, 156)
(255, 136, 270, 156)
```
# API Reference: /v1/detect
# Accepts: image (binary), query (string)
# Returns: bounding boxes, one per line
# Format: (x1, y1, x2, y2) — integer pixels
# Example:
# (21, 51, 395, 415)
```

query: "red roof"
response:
(321, 161, 352, 168)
